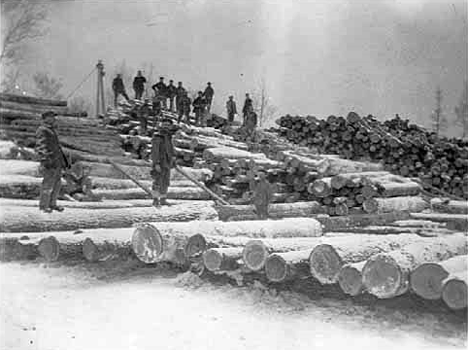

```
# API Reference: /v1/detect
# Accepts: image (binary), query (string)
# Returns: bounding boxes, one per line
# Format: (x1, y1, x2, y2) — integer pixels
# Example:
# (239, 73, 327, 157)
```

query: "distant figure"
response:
(35, 111, 70, 213)
(112, 74, 130, 107)
(245, 110, 258, 132)
(242, 93, 253, 125)
(203, 82, 214, 113)
(151, 117, 177, 206)
(138, 99, 152, 135)
(252, 171, 272, 219)
(152, 77, 167, 109)
(167, 80, 177, 112)
(175, 81, 186, 111)
(132, 70, 147, 100)
(152, 91, 165, 120)
(192, 91, 206, 126)
(226, 95, 237, 124)
(178, 92, 192, 124)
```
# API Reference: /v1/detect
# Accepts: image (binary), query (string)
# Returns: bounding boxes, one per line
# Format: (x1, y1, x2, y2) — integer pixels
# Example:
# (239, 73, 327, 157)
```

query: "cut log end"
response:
(442, 278, 467, 310)
(242, 240, 269, 271)
(265, 254, 288, 282)
(37, 236, 60, 262)
(184, 234, 206, 258)
(131, 224, 163, 263)
(309, 244, 343, 284)
(362, 255, 402, 299)
(203, 249, 223, 271)
(410, 263, 448, 300)
(338, 264, 364, 296)
(362, 198, 379, 214)
(82, 238, 100, 262)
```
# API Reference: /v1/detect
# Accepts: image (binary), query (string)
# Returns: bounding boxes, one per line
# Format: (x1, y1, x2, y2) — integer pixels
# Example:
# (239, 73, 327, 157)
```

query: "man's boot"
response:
(160, 197, 170, 206)
(152, 198, 160, 207)
(40, 207, 53, 213)
(50, 205, 65, 212)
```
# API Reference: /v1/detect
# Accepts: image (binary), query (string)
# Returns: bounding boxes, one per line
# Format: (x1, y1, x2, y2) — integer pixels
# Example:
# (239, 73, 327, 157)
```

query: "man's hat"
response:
(42, 111, 57, 119)
(159, 77, 164, 80)
(207, 82, 211, 85)
(178, 81, 182, 84)
(169, 80, 173, 83)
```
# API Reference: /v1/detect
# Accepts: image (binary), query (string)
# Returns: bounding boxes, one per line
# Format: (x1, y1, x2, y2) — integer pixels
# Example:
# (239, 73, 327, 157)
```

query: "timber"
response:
(441, 271, 468, 310)
(202, 247, 243, 271)
(0, 93, 67, 106)
(362, 196, 429, 214)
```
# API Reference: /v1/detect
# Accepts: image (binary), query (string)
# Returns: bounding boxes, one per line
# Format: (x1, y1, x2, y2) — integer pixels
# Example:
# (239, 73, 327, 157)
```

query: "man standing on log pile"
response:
(152, 77, 168, 109)
(242, 93, 253, 126)
(192, 91, 206, 126)
(112, 74, 130, 107)
(178, 91, 191, 124)
(35, 111, 70, 213)
(245, 110, 258, 134)
(226, 95, 237, 124)
(151, 117, 178, 207)
(203, 82, 214, 113)
(167, 80, 177, 112)
(252, 171, 272, 219)
(132, 70, 147, 100)
(175, 81, 186, 111)
(138, 99, 152, 135)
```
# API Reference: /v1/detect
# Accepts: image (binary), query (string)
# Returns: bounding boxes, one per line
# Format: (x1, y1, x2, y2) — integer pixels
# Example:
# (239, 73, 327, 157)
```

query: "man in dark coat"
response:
(35, 111, 70, 213)
(132, 70, 147, 100)
(175, 81, 186, 111)
(226, 95, 237, 124)
(152, 90, 165, 119)
(151, 117, 177, 206)
(252, 171, 273, 219)
(242, 93, 253, 126)
(166, 80, 177, 112)
(245, 110, 258, 132)
(192, 91, 206, 126)
(152, 77, 167, 109)
(203, 82, 214, 113)
(138, 99, 152, 135)
(177, 92, 191, 124)
(112, 74, 130, 107)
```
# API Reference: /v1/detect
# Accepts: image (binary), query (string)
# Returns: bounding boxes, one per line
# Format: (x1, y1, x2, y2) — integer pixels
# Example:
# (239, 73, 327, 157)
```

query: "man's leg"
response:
(39, 167, 56, 211)
(122, 90, 130, 101)
(114, 92, 118, 107)
(49, 168, 64, 211)
(159, 167, 171, 205)
(169, 97, 174, 111)
(151, 171, 161, 207)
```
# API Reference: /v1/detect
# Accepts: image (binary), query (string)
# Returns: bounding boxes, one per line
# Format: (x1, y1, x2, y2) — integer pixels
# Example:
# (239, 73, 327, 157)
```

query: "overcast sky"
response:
(8, 0, 468, 133)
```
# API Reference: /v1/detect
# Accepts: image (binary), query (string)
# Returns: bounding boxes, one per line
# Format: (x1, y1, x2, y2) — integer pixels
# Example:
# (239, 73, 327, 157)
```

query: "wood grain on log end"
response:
(184, 234, 206, 258)
(442, 273, 467, 310)
(265, 254, 293, 282)
(203, 249, 224, 271)
(82, 238, 100, 262)
(410, 263, 449, 300)
(309, 244, 343, 284)
(362, 254, 402, 299)
(202, 247, 242, 272)
(242, 240, 269, 271)
(37, 236, 60, 262)
(338, 261, 366, 296)
(362, 198, 379, 214)
(131, 224, 163, 263)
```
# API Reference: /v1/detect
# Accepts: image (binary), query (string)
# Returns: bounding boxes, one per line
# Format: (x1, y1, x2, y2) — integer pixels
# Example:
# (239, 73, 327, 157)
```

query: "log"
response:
(410, 255, 468, 300)
(215, 202, 326, 221)
(203, 147, 266, 163)
(375, 181, 421, 197)
(442, 271, 468, 310)
(362, 234, 467, 298)
(409, 213, 468, 232)
(317, 211, 411, 232)
(0, 159, 40, 177)
(265, 250, 311, 282)
(308, 178, 332, 197)
(0, 93, 67, 106)
(0, 202, 218, 232)
(90, 177, 194, 190)
(430, 198, 468, 215)
(202, 247, 243, 271)
(330, 171, 390, 190)
(93, 187, 211, 200)
(362, 196, 429, 214)
(308, 233, 423, 284)
(338, 261, 367, 296)
(322, 158, 384, 176)
(0, 100, 70, 115)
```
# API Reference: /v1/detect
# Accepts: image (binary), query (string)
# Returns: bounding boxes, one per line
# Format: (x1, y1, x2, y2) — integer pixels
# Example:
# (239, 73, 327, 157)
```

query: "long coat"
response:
(151, 132, 175, 169)
(35, 124, 69, 169)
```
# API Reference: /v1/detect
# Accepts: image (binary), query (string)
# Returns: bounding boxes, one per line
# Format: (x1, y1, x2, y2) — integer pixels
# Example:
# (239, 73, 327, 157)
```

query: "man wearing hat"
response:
(226, 95, 237, 124)
(192, 91, 207, 126)
(177, 91, 191, 124)
(242, 93, 253, 126)
(112, 74, 130, 107)
(138, 99, 152, 135)
(152, 77, 167, 109)
(166, 80, 177, 112)
(252, 171, 272, 220)
(151, 117, 177, 206)
(35, 111, 70, 213)
(203, 82, 214, 113)
(132, 70, 147, 100)
(175, 81, 186, 112)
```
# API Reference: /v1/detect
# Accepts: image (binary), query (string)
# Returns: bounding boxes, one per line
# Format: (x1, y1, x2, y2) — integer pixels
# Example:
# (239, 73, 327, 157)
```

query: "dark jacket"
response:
(203, 86, 214, 99)
(167, 84, 177, 98)
(226, 100, 237, 114)
(242, 97, 253, 114)
(153, 82, 167, 96)
(246, 111, 258, 129)
(176, 86, 186, 98)
(112, 77, 125, 92)
(253, 179, 273, 206)
(35, 124, 69, 169)
(193, 96, 206, 112)
(151, 132, 175, 169)
(179, 95, 191, 113)
(133, 76, 147, 90)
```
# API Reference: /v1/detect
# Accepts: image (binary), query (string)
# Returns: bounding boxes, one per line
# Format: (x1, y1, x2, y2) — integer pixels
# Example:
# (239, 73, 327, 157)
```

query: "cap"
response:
(207, 82, 211, 85)
(42, 111, 57, 119)
(170, 80, 173, 83)
(159, 76, 164, 80)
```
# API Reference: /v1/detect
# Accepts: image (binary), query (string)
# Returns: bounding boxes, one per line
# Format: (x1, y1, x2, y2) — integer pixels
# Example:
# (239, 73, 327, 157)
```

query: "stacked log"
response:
(441, 271, 468, 310)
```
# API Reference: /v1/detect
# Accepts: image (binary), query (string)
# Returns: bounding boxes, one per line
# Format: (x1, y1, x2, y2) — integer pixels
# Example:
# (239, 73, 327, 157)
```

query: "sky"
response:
(2, 0, 467, 134)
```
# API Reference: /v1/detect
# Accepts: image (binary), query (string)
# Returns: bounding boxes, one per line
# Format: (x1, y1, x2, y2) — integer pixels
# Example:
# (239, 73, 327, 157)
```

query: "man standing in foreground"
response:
(151, 117, 177, 206)
(132, 70, 147, 100)
(226, 95, 237, 124)
(35, 111, 70, 213)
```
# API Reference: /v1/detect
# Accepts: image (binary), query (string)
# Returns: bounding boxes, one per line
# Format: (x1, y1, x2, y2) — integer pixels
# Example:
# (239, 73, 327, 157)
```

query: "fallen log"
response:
(430, 198, 468, 215)
(409, 213, 468, 232)
(410, 255, 468, 300)
(265, 250, 311, 283)
(93, 187, 211, 200)
(0, 93, 67, 106)
(442, 271, 468, 310)
(362, 196, 429, 214)
(323, 158, 384, 176)
(215, 201, 326, 221)
(308, 233, 423, 284)
(362, 234, 467, 299)
(317, 211, 411, 232)
(375, 181, 421, 197)
(202, 247, 243, 271)
(203, 147, 266, 163)
(0, 159, 40, 177)
(337, 261, 367, 296)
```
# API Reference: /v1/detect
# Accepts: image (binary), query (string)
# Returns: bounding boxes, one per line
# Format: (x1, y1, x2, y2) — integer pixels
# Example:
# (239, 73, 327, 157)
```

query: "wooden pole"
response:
(108, 160, 154, 198)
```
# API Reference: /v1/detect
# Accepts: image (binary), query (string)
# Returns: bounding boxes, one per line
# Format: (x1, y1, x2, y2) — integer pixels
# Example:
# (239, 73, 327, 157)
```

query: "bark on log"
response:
(442, 271, 468, 310)
(430, 199, 468, 215)
(203, 147, 266, 163)
(362, 196, 429, 214)
(322, 158, 384, 176)
(93, 187, 211, 200)
(317, 211, 411, 232)
(362, 234, 467, 298)
(215, 202, 326, 221)
(0, 93, 67, 106)
(410, 255, 468, 300)
(202, 247, 243, 271)
(330, 171, 390, 190)
(409, 213, 468, 232)
(375, 181, 421, 197)
(0, 160, 40, 177)
(308, 233, 423, 284)
(338, 261, 367, 296)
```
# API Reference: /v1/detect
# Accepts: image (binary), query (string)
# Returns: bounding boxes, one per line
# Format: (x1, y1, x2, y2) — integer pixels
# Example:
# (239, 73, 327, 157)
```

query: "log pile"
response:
(272, 113, 468, 199)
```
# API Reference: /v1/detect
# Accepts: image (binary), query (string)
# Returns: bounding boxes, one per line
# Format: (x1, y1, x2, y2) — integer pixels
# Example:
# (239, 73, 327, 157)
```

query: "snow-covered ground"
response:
(0, 261, 466, 350)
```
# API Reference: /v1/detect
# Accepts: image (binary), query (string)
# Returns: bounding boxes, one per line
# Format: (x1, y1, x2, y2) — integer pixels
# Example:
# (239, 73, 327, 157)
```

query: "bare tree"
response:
(32, 72, 63, 99)
(0, 0, 48, 66)
(455, 81, 468, 139)
(431, 86, 447, 137)
(252, 78, 277, 128)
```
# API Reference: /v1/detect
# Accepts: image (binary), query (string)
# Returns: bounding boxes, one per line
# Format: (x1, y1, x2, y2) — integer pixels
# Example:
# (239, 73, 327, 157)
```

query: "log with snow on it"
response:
(202, 247, 244, 272)
(410, 255, 468, 300)
(93, 187, 211, 201)
(0, 92, 67, 107)
(322, 158, 384, 177)
(131, 218, 323, 265)
(90, 177, 195, 190)
(0, 202, 218, 233)
(0, 99, 72, 115)
(316, 211, 411, 232)
(338, 261, 368, 296)
(362, 233, 468, 299)
(409, 213, 468, 232)
(215, 201, 326, 222)
(0, 159, 41, 177)
(441, 271, 468, 310)
(202, 147, 266, 163)
(374, 181, 421, 197)
(190, 135, 248, 151)
(330, 171, 390, 190)
(362, 196, 429, 214)
(308, 233, 425, 285)
(430, 198, 468, 215)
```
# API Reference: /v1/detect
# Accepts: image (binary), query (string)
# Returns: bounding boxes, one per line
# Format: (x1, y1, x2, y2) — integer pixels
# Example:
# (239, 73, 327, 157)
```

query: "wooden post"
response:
(96, 60, 106, 118)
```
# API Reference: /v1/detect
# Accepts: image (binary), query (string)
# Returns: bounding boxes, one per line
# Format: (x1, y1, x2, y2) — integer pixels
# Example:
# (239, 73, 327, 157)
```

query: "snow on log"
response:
(362, 196, 429, 214)
(0, 160, 40, 177)
(410, 255, 468, 300)
(409, 213, 468, 232)
(442, 271, 468, 310)
(91, 177, 194, 190)
(330, 171, 390, 190)
(215, 202, 326, 222)
(338, 261, 367, 296)
(322, 158, 384, 177)
(362, 234, 467, 299)
(317, 211, 411, 232)
(0, 93, 67, 107)
(93, 187, 210, 201)
(203, 147, 266, 163)
(308, 233, 423, 284)
(202, 247, 244, 271)
(430, 198, 468, 215)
